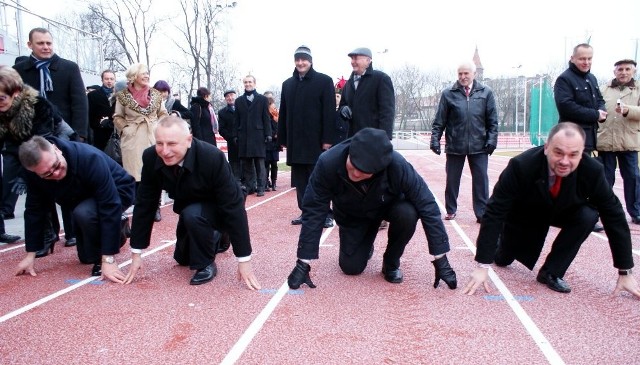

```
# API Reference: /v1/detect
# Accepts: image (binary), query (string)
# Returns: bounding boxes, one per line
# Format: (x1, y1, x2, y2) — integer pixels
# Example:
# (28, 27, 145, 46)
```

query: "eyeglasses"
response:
(39, 151, 62, 178)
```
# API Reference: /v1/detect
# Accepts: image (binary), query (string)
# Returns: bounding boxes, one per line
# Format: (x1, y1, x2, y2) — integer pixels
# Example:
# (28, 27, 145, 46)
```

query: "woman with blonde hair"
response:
(113, 63, 168, 221)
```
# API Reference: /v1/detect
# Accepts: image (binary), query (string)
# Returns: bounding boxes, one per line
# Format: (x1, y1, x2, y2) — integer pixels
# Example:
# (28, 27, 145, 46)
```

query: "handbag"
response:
(103, 129, 122, 165)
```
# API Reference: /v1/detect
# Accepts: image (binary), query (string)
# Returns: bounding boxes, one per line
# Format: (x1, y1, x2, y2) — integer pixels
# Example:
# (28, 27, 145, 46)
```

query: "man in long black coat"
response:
(278, 45, 335, 225)
(338, 47, 395, 139)
(218, 90, 241, 182)
(463, 122, 640, 297)
(87, 70, 116, 151)
(126, 116, 261, 288)
(233, 75, 271, 196)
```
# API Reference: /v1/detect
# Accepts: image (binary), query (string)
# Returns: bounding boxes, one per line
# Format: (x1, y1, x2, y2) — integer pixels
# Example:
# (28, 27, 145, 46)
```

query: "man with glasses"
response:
(15, 136, 136, 282)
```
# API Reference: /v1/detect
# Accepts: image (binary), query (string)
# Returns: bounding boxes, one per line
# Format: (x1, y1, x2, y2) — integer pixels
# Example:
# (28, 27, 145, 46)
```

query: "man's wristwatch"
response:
(618, 269, 633, 275)
(102, 255, 115, 264)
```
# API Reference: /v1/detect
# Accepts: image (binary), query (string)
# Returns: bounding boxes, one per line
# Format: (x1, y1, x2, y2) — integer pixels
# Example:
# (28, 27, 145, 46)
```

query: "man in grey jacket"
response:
(430, 61, 498, 223)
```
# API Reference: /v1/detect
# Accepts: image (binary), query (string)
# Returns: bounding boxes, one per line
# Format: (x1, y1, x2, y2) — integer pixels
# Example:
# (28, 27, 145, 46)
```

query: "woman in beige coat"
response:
(113, 63, 168, 220)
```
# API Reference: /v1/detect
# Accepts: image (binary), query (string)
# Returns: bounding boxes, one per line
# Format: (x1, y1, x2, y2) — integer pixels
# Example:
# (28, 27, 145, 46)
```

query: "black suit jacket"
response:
(14, 54, 89, 139)
(475, 146, 633, 270)
(130, 138, 252, 257)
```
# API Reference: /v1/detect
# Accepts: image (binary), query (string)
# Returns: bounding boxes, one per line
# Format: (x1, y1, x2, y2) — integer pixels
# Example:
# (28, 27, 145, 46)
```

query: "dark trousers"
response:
(73, 198, 126, 264)
(265, 160, 278, 185)
(600, 151, 640, 217)
(173, 202, 220, 270)
(445, 153, 489, 219)
(1, 153, 20, 215)
(241, 157, 265, 193)
(226, 141, 242, 183)
(336, 200, 418, 275)
(500, 204, 598, 277)
(291, 164, 315, 211)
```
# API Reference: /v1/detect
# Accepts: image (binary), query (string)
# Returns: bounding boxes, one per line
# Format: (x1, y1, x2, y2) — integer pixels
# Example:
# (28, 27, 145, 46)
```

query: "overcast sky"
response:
(16, 0, 640, 91)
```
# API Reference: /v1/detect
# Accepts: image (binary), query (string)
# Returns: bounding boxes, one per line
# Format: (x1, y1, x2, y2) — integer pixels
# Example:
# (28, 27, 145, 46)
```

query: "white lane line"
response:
(436, 198, 565, 365)
(0, 244, 25, 253)
(221, 209, 334, 364)
(0, 240, 175, 324)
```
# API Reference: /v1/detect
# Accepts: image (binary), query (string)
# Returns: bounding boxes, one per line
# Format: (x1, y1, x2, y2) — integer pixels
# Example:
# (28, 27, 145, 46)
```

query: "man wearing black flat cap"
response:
(218, 89, 241, 182)
(338, 47, 395, 139)
(287, 128, 457, 289)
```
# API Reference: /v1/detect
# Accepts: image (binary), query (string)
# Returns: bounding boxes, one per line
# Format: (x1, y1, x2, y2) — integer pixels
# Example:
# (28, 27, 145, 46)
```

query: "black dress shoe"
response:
(381, 263, 403, 283)
(190, 263, 217, 285)
(536, 270, 571, 293)
(0, 233, 21, 243)
(154, 209, 162, 222)
(91, 263, 102, 277)
(291, 216, 303, 225)
(64, 237, 77, 247)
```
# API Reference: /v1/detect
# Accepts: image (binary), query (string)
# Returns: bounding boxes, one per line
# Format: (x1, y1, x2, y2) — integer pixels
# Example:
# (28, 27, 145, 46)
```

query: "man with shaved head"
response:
(126, 116, 261, 289)
(431, 61, 499, 224)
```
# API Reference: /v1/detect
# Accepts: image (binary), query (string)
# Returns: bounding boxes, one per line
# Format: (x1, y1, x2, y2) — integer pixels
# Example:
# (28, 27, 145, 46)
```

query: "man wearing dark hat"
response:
(597, 59, 640, 224)
(218, 89, 241, 182)
(338, 47, 395, 139)
(287, 128, 457, 289)
(278, 45, 336, 227)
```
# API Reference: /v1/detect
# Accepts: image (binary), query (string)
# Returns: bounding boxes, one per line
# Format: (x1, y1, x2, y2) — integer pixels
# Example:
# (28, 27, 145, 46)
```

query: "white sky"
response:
(15, 0, 640, 91)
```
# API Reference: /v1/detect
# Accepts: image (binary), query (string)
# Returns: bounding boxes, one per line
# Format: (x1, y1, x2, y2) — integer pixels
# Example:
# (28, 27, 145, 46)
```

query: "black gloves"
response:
(484, 144, 496, 155)
(265, 136, 272, 143)
(339, 106, 352, 120)
(9, 177, 27, 195)
(430, 143, 441, 155)
(288, 259, 317, 289)
(432, 255, 457, 289)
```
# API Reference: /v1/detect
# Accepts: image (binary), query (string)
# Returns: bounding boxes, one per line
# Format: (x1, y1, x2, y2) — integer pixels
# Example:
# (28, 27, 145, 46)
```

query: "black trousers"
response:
(336, 200, 418, 275)
(445, 153, 489, 220)
(500, 204, 598, 277)
(73, 198, 126, 264)
(1, 153, 20, 215)
(291, 164, 315, 211)
(173, 202, 220, 270)
(241, 157, 265, 193)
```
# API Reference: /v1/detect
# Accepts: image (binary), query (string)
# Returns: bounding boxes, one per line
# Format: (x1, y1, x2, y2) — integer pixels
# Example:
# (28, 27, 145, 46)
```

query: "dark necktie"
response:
(464, 86, 470, 97)
(549, 176, 562, 198)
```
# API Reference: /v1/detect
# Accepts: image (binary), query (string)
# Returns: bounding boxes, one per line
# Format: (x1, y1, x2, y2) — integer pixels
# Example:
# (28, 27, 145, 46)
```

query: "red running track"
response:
(0, 151, 638, 364)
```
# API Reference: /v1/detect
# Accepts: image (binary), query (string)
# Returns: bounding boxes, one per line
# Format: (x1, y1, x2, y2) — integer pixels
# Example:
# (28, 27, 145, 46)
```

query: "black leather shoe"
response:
(0, 233, 21, 243)
(190, 263, 217, 285)
(291, 216, 303, 225)
(536, 270, 571, 293)
(381, 263, 403, 283)
(64, 237, 77, 247)
(91, 263, 102, 277)
(35, 239, 56, 258)
(592, 223, 604, 232)
(154, 209, 162, 222)
(256, 190, 265, 197)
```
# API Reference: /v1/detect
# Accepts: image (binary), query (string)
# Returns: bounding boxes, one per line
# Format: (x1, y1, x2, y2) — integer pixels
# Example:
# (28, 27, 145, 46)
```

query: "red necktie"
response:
(464, 86, 470, 97)
(549, 176, 562, 198)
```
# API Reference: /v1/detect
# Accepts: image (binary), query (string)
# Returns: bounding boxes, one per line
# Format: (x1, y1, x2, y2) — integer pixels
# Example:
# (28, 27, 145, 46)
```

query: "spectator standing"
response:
(334, 77, 349, 144)
(264, 92, 279, 192)
(234, 75, 271, 197)
(190, 87, 218, 146)
(430, 61, 498, 223)
(554, 43, 607, 232)
(113, 63, 168, 222)
(218, 90, 241, 181)
(338, 47, 395, 139)
(87, 70, 116, 151)
(153, 80, 193, 121)
(278, 45, 335, 225)
(597, 59, 640, 224)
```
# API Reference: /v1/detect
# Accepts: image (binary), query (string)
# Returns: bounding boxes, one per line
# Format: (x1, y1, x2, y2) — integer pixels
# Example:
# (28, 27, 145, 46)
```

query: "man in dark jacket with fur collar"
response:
(287, 128, 457, 290)
(278, 45, 336, 227)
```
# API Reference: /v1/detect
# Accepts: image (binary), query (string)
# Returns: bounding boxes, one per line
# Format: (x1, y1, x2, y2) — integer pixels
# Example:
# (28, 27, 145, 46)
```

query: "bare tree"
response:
(87, 0, 163, 69)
